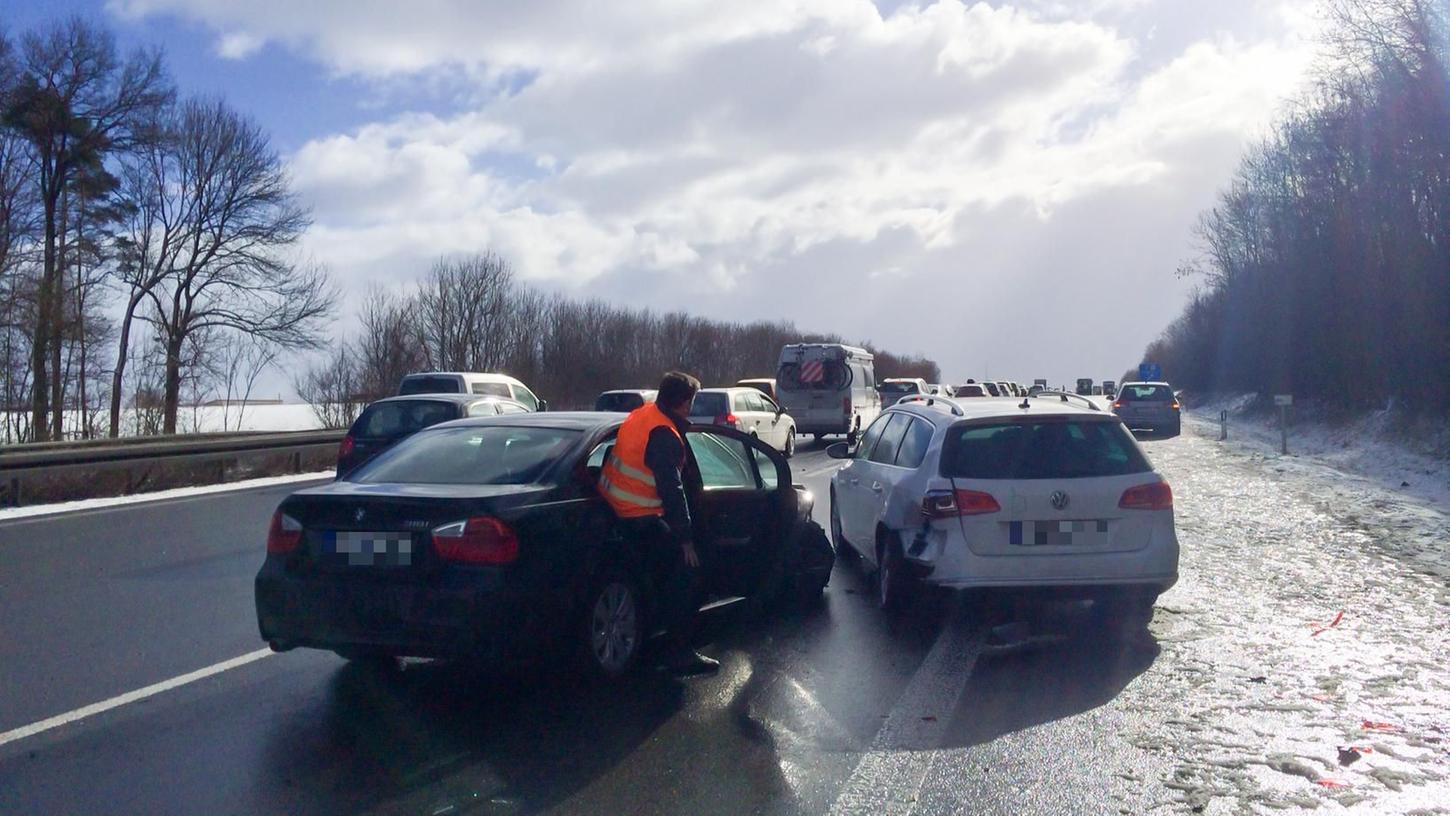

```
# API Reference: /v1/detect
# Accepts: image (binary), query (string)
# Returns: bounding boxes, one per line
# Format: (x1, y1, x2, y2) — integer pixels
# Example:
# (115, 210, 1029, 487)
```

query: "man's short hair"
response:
(657, 371, 701, 411)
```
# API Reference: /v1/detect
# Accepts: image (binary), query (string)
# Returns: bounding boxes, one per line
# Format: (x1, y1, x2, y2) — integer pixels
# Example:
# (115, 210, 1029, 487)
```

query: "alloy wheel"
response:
(590, 581, 639, 675)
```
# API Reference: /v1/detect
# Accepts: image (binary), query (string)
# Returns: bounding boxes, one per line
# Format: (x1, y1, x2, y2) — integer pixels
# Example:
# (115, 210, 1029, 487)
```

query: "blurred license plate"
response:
(324, 531, 414, 566)
(1010, 520, 1110, 547)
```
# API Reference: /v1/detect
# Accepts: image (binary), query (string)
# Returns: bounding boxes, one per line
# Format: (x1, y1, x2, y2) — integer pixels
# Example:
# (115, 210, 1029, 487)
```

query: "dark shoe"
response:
(666, 651, 720, 677)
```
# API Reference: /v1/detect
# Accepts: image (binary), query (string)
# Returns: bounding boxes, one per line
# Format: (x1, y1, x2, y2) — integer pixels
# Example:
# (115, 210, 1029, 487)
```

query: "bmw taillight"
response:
(337, 434, 355, 465)
(1111, 401, 1123, 410)
(432, 517, 519, 564)
(267, 510, 303, 553)
(922, 489, 1001, 518)
(1170, 399, 1181, 410)
(1119, 480, 1173, 510)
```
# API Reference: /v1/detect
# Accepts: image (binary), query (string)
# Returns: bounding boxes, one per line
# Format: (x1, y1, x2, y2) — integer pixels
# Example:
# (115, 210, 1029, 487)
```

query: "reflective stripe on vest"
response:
(598, 403, 682, 518)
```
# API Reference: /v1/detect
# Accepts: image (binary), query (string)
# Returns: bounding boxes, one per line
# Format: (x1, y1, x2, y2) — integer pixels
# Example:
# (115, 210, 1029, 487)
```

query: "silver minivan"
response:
(775, 344, 881, 441)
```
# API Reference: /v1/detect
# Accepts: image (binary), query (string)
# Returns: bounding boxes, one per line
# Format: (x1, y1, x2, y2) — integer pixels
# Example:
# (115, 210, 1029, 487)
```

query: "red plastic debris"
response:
(1311, 610, 1345, 637)
(1315, 779, 1351, 789)
(1361, 720, 1399, 731)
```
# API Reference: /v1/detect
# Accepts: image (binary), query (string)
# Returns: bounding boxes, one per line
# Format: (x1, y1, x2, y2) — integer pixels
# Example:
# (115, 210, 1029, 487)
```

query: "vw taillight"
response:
(432, 517, 520, 564)
(267, 510, 303, 553)
(922, 489, 1001, 518)
(1119, 481, 1173, 510)
(715, 413, 739, 428)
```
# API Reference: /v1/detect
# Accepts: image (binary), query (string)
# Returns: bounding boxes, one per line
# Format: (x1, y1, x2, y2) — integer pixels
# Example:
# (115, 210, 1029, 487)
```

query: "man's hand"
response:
(681, 541, 700, 568)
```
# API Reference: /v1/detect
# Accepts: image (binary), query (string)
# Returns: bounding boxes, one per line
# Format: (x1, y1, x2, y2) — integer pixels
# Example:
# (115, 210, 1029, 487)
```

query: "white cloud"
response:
(112, 0, 1321, 382)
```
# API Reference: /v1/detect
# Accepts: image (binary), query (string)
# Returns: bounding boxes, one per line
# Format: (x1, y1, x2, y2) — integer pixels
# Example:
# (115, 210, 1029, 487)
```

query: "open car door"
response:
(685, 426, 792, 600)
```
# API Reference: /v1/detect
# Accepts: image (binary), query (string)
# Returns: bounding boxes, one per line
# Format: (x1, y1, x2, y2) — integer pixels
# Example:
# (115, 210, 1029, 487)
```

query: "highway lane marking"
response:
(0, 648, 275, 748)
(828, 599, 984, 816)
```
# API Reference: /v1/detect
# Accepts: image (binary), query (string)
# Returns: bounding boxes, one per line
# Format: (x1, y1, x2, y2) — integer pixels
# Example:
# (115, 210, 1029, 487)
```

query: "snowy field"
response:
(1, 403, 327, 442)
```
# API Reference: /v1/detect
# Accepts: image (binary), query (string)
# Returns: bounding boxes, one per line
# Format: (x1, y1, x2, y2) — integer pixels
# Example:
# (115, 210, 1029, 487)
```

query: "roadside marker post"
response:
(1274, 394, 1293, 454)
(1219, 410, 1228, 441)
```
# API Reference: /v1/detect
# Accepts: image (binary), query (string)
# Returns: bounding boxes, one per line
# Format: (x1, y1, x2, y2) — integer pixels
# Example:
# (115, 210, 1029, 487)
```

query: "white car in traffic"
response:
(690, 387, 798, 457)
(827, 393, 1178, 619)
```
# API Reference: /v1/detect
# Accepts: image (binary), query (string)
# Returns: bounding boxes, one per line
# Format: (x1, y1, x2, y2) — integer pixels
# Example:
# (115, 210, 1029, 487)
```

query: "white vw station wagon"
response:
(827, 393, 1179, 618)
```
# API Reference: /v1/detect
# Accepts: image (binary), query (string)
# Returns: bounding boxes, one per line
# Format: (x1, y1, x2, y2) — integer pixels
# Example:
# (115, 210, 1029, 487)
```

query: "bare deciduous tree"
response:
(1, 16, 170, 440)
(131, 97, 334, 433)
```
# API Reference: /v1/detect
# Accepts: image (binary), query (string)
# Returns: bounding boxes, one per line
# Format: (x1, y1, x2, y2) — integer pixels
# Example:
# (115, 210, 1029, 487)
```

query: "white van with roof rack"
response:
(776, 344, 880, 441)
(826, 391, 1179, 621)
(397, 372, 546, 411)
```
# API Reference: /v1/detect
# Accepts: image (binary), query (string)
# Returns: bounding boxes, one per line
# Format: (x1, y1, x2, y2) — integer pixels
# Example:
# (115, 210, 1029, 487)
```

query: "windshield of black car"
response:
(398, 376, 461, 395)
(348, 426, 581, 485)
(351, 400, 458, 438)
(940, 419, 1150, 479)
(1118, 385, 1173, 402)
(777, 361, 851, 390)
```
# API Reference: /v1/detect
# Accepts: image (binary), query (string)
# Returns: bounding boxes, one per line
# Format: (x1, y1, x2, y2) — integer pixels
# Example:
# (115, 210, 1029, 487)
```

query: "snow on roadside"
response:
(1186, 396, 1450, 510)
(0, 470, 334, 523)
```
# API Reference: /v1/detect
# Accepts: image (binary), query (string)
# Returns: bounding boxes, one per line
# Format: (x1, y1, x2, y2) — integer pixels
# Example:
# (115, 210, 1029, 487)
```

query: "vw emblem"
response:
(354, 507, 366, 523)
(1050, 490, 1070, 511)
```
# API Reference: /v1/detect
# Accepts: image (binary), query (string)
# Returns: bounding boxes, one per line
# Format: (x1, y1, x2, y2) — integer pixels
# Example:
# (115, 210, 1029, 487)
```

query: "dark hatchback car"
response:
(593, 389, 657, 412)
(1112, 382, 1182, 438)
(336, 394, 530, 476)
(257, 412, 834, 679)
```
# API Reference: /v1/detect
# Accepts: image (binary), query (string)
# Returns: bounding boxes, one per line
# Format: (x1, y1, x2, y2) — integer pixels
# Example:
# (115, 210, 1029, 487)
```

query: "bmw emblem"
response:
(354, 507, 366, 523)
(1050, 490, 1070, 511)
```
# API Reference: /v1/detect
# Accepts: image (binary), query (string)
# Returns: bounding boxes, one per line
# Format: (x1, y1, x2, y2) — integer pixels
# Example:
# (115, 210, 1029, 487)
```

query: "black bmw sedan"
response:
(256, 412, 833, 679)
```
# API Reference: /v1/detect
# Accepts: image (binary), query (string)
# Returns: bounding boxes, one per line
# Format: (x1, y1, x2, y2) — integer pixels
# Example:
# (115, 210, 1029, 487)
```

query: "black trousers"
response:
(619, 516, 700, 653)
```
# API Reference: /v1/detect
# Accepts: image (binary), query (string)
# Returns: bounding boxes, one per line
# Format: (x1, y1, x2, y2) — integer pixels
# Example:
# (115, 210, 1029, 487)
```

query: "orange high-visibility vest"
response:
(599, 403, 684, 518)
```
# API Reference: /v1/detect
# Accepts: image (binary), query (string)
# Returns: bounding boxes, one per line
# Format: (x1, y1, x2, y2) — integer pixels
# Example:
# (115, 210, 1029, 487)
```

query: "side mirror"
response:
(537, 399, 549, 412)
(826, 442, 851, 459)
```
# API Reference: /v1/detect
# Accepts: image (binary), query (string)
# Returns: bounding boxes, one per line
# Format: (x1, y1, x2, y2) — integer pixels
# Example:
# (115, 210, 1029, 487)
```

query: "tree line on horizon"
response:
(1143, 0, 1449, 412)
(296, 252, 942, 426)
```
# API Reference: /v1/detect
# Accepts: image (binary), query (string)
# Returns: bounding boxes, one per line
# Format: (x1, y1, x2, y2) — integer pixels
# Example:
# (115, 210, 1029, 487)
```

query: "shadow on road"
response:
(260, 658, 687, 815)
(941, 606, 1161, 750)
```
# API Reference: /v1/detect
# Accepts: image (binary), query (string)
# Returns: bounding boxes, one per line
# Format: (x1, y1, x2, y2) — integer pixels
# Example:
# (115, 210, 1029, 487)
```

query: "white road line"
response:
(829, 602, 984, 816)
(0, 648, 275, 748)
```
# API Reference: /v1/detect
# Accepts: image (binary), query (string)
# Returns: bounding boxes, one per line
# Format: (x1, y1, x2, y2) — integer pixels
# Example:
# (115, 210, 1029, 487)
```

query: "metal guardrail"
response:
(0, 430, 345, 508)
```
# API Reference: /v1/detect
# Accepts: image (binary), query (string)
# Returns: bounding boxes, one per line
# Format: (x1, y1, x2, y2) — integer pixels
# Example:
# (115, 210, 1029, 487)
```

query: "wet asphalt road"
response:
(2, 423, 1447, 815)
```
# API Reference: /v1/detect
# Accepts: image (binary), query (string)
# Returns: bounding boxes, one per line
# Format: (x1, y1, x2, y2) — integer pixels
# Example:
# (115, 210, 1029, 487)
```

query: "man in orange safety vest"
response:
(599, 371, 718, 676)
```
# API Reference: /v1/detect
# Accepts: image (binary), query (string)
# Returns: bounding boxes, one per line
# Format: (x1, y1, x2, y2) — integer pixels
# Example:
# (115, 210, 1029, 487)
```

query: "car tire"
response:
(875, 533, 912, 612)
(829, 489, 856, 560)
(1093, 590, 1157, 633)
(332, 648, 400, 671)
(784, 429, 796, 458)
(577, 567, 644, 681)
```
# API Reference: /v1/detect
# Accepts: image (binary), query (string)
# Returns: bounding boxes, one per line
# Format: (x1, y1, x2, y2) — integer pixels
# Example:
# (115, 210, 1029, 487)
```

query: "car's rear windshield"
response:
(777, 361, 851, 390)
(398, 375, 461, 395)
(595, 392, 646, 412)
(351, 400, 458, 438)
(956, 385, 986, 396)
(881, 382, 919, 394)
(940, 419, 1151, 480)
(349, 426, 581, 485)
(690, 392, 729, 416)
(1118, 384, 1174, 402)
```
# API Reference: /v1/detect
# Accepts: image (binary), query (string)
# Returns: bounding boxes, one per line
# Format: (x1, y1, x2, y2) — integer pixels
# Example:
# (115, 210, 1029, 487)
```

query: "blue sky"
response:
(4, 0, 1323, 385)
